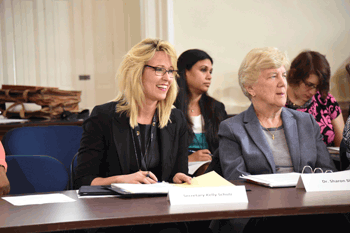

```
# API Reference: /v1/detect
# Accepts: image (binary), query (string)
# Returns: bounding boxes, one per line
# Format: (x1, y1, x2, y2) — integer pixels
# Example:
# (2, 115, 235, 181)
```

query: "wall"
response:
(0, 0, 141, 109)
(173, 0, 350, 114)
(1, 0, 349, 112)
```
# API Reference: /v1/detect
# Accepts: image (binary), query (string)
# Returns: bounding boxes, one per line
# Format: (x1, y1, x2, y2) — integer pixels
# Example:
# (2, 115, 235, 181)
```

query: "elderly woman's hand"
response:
(0, 166, 10, 196)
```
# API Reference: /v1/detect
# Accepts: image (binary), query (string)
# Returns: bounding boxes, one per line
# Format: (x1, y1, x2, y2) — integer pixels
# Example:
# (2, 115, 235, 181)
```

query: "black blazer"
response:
(206, 99, 227, 153)
(74, 102, 189, 188)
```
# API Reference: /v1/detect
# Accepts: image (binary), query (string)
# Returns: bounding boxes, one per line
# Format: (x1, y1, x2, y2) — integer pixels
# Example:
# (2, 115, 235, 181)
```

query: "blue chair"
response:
(2, 125, 83, 173)
(6, 155, 69, 194)
(70, 152, 79, 190)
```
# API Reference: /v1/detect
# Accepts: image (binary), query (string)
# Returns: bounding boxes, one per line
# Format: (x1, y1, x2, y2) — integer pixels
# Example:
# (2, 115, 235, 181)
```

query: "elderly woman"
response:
(219, 47, 336, 182)
(213, 47, 346, 233)
(286, 50, 344, 147)
(75, 38, 191, 188)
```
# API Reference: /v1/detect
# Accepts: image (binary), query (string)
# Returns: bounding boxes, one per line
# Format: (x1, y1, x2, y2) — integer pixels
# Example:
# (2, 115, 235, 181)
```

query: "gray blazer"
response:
(218, 104, 336, 181)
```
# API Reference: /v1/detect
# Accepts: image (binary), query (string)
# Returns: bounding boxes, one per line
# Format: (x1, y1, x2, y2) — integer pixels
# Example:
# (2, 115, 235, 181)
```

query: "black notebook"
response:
(78, 185, 120, 196)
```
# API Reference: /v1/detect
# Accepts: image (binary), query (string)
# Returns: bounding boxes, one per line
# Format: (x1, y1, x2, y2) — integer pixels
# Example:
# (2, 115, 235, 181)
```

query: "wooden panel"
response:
(3, 0, 16, 84)
(36, 0, 49, 87)
(0, 1, 4, 84)
(72, 0, 86, 107)
(45, 0, 57, 88)
(56, 1, 72, 90)
(83, 0, 96, 108)
(23, 0, 36, 85)
(12, 0, 24, 84)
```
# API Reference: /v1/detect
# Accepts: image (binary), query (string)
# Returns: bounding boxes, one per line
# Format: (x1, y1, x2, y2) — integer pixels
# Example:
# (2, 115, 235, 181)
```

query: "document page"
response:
(188, 161, 211, 175)
(174, 171, 234, 188)
(2, 193, 76, 206)
(240, 172, 301, 187)
(111, 182, 172, 194)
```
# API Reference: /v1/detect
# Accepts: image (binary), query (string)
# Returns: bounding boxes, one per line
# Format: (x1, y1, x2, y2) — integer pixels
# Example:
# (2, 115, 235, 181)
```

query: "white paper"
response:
(5, 102, 42, 112)
(296, 170, 350, 192)
(240, 172, 301, 187)
(2, 193, 76, 206)
(0, 116, 28, 124)
(327, 147, 340, 152)
(168, 186, 248, 205)
(188, 161, 211, 175)
(111, 182, 172, 194)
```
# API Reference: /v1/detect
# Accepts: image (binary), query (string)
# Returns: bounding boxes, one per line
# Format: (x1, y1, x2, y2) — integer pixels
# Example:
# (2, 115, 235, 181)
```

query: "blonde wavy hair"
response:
(238, 47, 290, 99)
(114, 38, 178, 128)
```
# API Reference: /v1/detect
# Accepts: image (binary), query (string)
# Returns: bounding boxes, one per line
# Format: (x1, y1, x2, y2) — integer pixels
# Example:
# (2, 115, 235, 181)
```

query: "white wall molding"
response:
(140, 0, 174, 44)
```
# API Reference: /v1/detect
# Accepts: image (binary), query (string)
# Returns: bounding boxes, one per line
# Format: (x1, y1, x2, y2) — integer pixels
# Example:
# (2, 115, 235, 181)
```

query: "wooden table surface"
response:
(1, 180, 349, 233)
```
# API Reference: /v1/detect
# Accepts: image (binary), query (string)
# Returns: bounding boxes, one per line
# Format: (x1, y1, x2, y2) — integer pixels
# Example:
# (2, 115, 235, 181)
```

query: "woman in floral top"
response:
(286, 50, 344, 147)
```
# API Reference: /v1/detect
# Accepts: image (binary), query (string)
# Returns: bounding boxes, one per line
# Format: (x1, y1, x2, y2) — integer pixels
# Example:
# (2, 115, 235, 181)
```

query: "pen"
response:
(188, 150, 213, 156)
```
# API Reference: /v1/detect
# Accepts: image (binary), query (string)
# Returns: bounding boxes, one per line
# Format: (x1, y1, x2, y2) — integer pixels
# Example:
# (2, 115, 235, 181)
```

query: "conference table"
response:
(1, 180, 349, 232)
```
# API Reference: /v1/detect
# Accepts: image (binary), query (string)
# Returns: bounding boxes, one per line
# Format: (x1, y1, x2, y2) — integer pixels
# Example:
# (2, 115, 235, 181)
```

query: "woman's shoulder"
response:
(205, 95, 225, 108)
(220, 109, 245, 127)
(313, 92, 339, 106)
(90, 101, 118, 118)
(283, 107, 316, 124)
(170, 107, 186, 121)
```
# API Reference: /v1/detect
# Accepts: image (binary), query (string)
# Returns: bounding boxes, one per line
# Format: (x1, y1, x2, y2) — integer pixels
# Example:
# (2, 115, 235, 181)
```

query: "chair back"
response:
(6, 155, 69, 194)
(339, 139, 350, 171)
(2, 125, 83, 173)
(70, 152, 79, 190)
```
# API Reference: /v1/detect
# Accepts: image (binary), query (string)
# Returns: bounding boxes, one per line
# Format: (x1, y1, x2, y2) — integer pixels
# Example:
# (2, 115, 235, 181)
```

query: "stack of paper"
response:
(240, 172, 301, 188)
(188, 161, 211, 175)
(174, 171, 234, 188)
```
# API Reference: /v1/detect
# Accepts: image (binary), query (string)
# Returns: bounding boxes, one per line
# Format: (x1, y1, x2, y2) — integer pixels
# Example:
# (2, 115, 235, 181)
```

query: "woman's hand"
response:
(0, 167, 10, 196)
(188, 149, 212, 162)
(119, 171, 158, 184)
(91, 170, 158, 185)
(173, 172, 192, 184)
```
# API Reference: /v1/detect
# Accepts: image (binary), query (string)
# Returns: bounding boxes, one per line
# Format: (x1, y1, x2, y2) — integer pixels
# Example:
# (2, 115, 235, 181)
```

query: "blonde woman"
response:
(75, 38, 191, 188)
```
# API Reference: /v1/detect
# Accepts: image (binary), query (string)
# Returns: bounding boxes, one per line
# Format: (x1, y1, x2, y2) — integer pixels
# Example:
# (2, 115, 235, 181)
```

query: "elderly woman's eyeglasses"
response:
(144, 65, 178, 78)
(302, 80, 318, 90)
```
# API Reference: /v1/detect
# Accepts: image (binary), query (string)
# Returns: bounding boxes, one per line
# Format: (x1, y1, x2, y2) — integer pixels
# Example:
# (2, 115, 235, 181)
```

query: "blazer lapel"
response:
(244, 104, 276, 173)
(112, 112, 133, 175)
(281, 108, 301, 172)
(159, 119, 176, 182)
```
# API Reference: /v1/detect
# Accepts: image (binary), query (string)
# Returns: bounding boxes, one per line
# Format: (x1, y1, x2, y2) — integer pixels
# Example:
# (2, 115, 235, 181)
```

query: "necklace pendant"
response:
(272, 135, 275, 140)
(191, 109, 194, 113)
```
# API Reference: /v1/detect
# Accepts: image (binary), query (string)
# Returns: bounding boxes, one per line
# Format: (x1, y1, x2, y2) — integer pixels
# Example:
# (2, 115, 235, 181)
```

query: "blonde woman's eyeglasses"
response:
(144, 65, 178, 78)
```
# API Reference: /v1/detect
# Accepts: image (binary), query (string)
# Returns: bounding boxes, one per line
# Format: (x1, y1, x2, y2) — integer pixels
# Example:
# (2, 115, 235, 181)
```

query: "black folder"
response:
(78, 185, 120, 196)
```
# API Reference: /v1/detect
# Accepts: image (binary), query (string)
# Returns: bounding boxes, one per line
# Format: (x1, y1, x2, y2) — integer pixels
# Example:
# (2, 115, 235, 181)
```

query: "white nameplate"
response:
(168, 186, 248, 206)
(296, 170, 350, 192)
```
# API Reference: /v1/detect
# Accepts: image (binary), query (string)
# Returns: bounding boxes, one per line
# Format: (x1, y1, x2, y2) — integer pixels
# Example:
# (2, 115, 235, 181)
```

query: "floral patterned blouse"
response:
(285, 91, 341, 146)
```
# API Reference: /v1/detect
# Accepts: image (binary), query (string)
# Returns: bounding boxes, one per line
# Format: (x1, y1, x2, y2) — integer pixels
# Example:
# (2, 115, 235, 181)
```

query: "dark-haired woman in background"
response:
(174, 49, 227, 163)
(286, 50, 344, 147)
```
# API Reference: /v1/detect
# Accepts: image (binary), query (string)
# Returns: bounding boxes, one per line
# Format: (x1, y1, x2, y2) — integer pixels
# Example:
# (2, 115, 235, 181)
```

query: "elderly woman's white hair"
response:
(238, 47, 290, 99)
